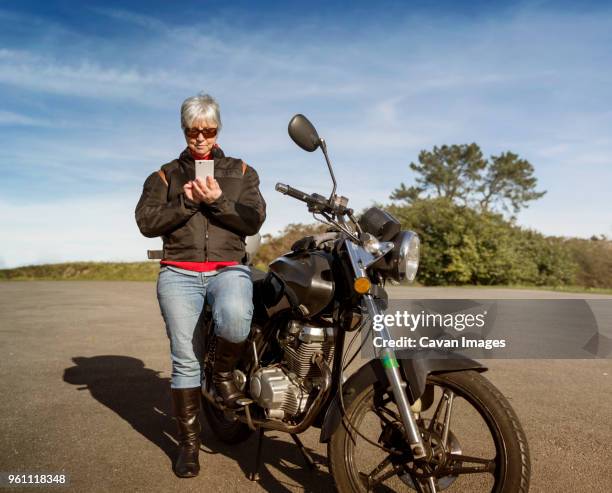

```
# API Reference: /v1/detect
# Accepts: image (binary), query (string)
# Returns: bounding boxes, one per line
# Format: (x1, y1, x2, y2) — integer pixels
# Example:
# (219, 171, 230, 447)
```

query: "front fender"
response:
(319, 354, 487, 443)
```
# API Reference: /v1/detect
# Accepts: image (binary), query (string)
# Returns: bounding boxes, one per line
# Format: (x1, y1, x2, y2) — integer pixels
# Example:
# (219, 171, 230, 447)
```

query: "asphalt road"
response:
(0, 282, 611, 492)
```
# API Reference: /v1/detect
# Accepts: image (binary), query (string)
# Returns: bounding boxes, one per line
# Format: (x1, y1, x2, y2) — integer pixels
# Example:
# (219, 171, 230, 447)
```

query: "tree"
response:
(391, 144, 546, 214)
(479, 152, 546, 213)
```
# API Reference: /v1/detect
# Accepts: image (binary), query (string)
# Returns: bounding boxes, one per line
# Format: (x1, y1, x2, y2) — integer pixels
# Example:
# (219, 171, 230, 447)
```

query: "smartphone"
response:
(195, 160, 215, 181)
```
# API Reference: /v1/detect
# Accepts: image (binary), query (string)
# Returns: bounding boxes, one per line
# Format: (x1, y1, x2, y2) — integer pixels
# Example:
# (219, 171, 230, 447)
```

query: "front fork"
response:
(362, 294, 427, 459)
(343, 239, 426, 458)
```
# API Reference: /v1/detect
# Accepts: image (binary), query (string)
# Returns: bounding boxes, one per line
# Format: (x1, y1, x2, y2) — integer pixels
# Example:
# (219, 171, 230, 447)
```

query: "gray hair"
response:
(180, 93, 222, 131)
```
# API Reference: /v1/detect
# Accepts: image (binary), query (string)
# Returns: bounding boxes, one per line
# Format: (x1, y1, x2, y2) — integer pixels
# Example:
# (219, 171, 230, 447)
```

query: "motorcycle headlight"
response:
(369, 230, 420, 283)
(395, 231, 420, 282)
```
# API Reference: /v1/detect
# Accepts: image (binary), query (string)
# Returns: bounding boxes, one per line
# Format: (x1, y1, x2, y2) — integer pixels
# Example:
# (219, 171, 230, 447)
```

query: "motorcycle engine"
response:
(249, 320, 336, 419)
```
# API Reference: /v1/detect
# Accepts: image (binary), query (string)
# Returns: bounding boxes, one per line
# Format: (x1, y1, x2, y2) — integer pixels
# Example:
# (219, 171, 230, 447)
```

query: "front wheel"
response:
(328, 370, 530, 492)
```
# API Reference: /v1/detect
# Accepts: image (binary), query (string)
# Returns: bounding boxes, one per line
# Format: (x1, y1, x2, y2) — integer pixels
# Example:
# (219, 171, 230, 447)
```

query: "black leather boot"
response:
(212, 337, 247, 409)
(171, 387, 201, 478)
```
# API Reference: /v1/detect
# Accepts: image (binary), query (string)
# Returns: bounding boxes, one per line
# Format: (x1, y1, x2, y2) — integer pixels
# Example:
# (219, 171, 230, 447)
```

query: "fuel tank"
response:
(268, 251, 335, 318)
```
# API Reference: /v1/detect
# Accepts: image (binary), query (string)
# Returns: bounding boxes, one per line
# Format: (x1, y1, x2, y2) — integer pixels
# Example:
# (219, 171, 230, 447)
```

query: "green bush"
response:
(564, 237, 612, 288)
(385, 198, 577, 286)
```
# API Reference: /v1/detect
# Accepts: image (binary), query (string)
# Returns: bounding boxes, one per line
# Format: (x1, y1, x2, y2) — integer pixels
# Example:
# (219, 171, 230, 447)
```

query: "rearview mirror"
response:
(288, 114, 320, 152)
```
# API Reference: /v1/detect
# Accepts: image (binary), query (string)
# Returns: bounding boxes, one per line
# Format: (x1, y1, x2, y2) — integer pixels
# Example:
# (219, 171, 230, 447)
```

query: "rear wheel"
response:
(201, 394, 253, 445)
(328, 370, 530, 492)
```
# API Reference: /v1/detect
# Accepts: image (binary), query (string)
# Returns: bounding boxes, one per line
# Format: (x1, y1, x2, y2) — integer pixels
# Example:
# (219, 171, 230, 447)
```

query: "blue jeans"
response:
(156, 264, 253, 389)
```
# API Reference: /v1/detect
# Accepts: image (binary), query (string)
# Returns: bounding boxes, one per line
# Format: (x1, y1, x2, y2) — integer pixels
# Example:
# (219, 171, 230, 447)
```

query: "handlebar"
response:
(275, 182, 353, 216)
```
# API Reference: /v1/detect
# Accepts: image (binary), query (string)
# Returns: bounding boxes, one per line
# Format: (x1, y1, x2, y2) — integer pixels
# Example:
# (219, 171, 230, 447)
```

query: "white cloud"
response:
(89, 7, 169, 32)
(0, 49, 190, 104)
(0, 110, 51, 127)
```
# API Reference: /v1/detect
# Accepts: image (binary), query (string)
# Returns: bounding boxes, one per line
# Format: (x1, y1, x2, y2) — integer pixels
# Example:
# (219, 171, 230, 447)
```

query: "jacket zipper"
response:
(204, 216, 209, 261)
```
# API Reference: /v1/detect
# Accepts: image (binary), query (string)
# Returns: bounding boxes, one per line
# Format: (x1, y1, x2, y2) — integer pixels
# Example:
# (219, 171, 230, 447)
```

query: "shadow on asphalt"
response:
(62, 355, 337, 491)
(63, 355, 176, 463)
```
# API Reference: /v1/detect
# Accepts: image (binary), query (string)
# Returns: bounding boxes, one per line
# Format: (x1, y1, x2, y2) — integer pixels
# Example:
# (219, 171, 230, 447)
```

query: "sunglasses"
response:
(184, 127, 218, 139)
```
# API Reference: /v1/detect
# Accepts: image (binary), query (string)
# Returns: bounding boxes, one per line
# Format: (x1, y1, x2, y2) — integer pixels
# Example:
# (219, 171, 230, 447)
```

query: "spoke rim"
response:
(442, 453, 496, 476)
(346, 382, 502, 491)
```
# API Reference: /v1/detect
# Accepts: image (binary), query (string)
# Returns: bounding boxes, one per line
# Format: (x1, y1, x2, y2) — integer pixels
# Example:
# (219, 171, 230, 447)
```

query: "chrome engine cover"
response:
(249, 367, 309, 417)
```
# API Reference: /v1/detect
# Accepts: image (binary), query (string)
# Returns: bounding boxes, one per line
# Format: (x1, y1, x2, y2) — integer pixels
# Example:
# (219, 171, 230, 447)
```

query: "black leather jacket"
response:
(135, 147, 266, 262)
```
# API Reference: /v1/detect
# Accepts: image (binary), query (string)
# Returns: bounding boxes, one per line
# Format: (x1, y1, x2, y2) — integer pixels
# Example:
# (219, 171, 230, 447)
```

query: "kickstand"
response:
(290, 433, 318, 471)
(249, 427, 265, 481)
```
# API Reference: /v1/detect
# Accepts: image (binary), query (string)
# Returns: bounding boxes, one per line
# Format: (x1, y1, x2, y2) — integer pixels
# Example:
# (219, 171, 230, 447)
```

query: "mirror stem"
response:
(319, 138, 337, 205)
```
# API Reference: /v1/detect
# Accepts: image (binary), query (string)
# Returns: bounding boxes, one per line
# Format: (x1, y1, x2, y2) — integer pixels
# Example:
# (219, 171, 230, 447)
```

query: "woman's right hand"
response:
(183, 182, 198, 203)
(184, 178, 221, 204)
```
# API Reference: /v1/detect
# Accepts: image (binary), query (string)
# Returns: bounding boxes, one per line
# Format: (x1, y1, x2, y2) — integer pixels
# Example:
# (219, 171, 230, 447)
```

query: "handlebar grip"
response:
(275, 182, 311, 202)
(276, 182, 338, 213)
(275, 183, 289, 193)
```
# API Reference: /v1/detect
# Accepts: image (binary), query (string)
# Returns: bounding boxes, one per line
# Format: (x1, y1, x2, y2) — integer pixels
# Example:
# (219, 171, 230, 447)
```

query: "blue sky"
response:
(1, 1, 611, 268)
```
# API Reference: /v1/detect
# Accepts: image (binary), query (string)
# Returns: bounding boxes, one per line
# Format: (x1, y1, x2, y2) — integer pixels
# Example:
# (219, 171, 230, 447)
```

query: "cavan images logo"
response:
(369, 304, 508, 351)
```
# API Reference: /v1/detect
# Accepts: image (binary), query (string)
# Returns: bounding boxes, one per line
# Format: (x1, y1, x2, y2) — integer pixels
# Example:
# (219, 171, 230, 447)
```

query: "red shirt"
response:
(160, 260, 239, 272)
(159, 146, 239, 272)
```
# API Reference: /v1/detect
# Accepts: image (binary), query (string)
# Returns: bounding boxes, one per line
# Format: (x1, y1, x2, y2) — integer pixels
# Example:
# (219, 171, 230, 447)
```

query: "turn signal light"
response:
(353, 277, 371, 294)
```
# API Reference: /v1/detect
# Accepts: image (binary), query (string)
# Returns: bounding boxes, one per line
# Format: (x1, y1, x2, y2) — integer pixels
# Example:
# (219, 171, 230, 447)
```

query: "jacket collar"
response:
(178, 145, 225, 166)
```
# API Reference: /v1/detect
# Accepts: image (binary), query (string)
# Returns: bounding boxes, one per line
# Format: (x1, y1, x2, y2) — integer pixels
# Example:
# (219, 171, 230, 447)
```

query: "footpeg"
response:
(215, 395, 252, 409)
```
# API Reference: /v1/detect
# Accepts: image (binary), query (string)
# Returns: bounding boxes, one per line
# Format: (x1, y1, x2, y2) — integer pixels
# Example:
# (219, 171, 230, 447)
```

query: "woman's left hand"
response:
(191, 176, 222, 204)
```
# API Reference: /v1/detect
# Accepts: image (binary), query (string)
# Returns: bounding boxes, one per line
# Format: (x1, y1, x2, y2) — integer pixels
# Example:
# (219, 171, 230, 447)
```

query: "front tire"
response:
(328, 370, 530, 492)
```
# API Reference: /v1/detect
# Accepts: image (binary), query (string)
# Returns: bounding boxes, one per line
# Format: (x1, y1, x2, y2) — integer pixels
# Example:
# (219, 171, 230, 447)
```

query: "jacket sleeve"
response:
(135, 171, 200, 238)
(205, 165, 267, 236)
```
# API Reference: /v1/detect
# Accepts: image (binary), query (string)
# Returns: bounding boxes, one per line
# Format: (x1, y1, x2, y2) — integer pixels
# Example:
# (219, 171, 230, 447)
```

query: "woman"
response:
(135, 93, 266, 478)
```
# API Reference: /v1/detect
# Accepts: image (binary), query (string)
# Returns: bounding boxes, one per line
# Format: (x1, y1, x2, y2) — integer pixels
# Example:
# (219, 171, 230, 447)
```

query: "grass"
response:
(0, 261, 160, 281)
(1, 262, 611, 294)
(448, 283, 612, 295)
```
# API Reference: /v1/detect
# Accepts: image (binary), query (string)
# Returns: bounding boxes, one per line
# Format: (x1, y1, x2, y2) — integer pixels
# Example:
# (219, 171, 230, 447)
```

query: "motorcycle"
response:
(199, 114, 531, 492)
